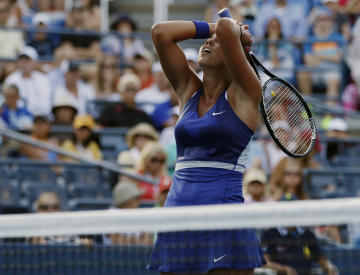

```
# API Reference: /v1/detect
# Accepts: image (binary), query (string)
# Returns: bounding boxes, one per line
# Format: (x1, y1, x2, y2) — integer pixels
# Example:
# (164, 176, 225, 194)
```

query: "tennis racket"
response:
(218, 8, 316, 158)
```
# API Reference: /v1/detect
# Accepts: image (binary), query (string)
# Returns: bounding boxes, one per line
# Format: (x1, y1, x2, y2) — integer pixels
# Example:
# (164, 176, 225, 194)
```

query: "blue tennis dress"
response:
(147, 88, 265, 273)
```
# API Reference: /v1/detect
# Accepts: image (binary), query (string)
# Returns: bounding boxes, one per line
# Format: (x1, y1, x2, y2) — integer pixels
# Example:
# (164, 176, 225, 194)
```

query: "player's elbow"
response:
(151, 22, 168, 43)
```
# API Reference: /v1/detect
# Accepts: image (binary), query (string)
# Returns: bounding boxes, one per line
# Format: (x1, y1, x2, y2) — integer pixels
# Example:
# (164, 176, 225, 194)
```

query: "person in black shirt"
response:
(97, 73, 153, 128)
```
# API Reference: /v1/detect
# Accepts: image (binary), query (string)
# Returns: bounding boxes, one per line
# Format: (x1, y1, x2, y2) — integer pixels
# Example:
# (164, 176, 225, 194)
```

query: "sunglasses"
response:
(150, 158, 165, 164)
(38, 204, 60, 210)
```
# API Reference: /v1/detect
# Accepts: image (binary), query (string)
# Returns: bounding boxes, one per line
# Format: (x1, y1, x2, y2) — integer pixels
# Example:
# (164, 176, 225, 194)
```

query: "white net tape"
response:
(0, 197, 359, 238)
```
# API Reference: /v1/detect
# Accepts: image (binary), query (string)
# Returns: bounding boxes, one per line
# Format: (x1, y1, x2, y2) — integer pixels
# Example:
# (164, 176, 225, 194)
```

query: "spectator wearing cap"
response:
(324, 117, 349, 162)
(151, 88, 179, 131)
(101, 13, 147, 62)
(117, 123, 159, 170)
(106, 181, 153, 246)
(183, 48, 202, 77)
(243, 168, 271, 203)
(97, 73, 153, 128)
(0, 84, 33, 130)
(51, 93, 78, 127)
(19, 115, 58, 161)
(61, 114, 102, 161)
(261, 192, 338, 275)
(5, 46, 52, 115)
(135, 62, 172, 115)
(26, 12, 59, 58)
(133, 51, 155, 89)
(0, 1, 25, 58)
(53, 61, 95, 114)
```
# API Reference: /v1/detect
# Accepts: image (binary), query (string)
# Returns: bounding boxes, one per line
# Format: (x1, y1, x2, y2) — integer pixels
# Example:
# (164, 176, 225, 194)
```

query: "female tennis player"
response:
(147, 16, 265, 275)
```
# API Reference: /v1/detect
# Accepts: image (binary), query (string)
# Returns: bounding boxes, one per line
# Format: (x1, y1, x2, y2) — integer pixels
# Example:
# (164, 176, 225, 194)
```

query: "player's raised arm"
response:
(151, 21, 215, 104)
(215, 18, 262, 103)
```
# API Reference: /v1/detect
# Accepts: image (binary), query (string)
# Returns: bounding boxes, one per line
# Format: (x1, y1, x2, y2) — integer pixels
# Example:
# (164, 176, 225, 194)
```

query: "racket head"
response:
(260, 77, 316, 158)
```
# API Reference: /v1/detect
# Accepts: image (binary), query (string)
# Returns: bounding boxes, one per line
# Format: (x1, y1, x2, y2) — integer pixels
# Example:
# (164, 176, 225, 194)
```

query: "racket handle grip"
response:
(218, 8, 232, 18)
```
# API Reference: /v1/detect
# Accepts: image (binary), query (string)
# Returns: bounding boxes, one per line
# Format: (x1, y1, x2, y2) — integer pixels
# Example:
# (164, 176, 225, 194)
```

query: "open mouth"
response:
(202, 48, 211, 54)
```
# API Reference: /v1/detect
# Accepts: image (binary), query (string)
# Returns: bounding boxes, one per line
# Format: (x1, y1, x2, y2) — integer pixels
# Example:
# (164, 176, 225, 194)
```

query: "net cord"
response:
(0, 198, 359, 238)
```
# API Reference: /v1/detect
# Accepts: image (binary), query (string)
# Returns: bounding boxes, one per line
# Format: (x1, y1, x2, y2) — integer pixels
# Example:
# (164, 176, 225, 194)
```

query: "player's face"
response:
(199, 35, 226, 68)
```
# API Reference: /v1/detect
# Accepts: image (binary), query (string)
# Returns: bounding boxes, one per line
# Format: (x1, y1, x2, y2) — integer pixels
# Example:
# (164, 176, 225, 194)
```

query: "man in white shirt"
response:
(135, 62, 171, 115)
(5, 46, 51, 115)
(52, 61, 95, 114)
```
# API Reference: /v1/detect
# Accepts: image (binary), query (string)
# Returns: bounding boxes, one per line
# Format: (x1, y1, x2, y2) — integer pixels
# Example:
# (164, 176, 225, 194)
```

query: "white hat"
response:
(52, 93, 78, 113)
(32, 12, 50, 26)
(243, 168, 267, 186)
(184, 48, 198, 63)
(271, 120, 290, 132)
(327, 118, 348, 131)
(18, 46, 39, 61)
(152, 62, 163, 74)
(113, 181, 145, 207)
(117, 73, 141, 92)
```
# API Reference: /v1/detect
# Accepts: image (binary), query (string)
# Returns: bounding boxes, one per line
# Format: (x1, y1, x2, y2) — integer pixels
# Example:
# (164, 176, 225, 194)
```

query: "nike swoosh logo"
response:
(212, 111, 226, 116)
(213, 255, 226, 263)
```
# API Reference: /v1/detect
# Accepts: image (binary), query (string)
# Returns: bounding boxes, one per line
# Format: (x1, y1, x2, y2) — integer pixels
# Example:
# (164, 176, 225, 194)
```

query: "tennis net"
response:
(0, 197, 359, 274)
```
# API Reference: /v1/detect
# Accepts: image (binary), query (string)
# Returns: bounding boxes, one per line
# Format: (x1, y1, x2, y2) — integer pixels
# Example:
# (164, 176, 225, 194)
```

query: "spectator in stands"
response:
(324, 117, 349, 162)
(106, 180, 153, 246)
(132, 51, 155, 90)
(61, 114, 102, 161)
(243, 168, 270, 203)
(19, 115, 58, 161)
(135, 62, 172, 115)
(97, 73, 153, 128)
(253, 0, 307, 41)
(261, 194, 339, 275)
(247, 121, 286, 175)
(183, 48, 202, 77)
(135, 141, 171, 202)
(256, 17, 298, 84)
(151, 88, 179, 131)
(0, 84, 33, 130)
(94, 54, 120, 99)
(59, 2, 101, 60)
(343, 17, 360, 111)
(117, 123, 159, 170)
(0, 0, 24, 59)
(230, 0, 258, 31)
(269, 157, 309, 201)
(296, 8, 345, 102)
(51, 93, 78, 126)
(101, 13, 147, 62)
(31, 192, 94, 246)
(5, 46, 52, 115)
(204, 0, 230, 23)
(26, 13, 59, 58)
(53, 61, 96, 114)
(159, 106, 179, 177)
(156, 177, 172, 207)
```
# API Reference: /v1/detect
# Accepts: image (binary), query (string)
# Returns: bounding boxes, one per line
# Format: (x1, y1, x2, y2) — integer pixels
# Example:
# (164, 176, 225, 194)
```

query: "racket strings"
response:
(263, 81, 314, 155)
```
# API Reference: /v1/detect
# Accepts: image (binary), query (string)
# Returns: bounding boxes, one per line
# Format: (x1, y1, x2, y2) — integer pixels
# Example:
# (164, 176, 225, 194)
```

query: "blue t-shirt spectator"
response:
(151, 100, 174, 131)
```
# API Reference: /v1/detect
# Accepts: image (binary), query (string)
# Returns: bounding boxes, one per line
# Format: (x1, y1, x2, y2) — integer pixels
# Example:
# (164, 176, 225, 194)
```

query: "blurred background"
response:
(0, 0, 360, 274)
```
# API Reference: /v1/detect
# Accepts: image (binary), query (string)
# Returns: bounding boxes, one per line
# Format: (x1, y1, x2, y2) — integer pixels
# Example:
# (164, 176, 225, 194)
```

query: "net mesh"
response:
(0, 198, 359, 275)
(262, 79, 315, 156)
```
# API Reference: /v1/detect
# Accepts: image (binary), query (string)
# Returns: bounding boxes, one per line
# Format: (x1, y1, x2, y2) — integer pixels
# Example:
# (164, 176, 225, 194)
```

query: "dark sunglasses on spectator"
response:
(38, 204, 60, 210)
(150, 158, 165, 164)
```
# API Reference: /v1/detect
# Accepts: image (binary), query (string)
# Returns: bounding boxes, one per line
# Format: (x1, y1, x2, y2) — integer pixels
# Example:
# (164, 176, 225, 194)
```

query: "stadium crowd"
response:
(0, 0, 360, 273)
